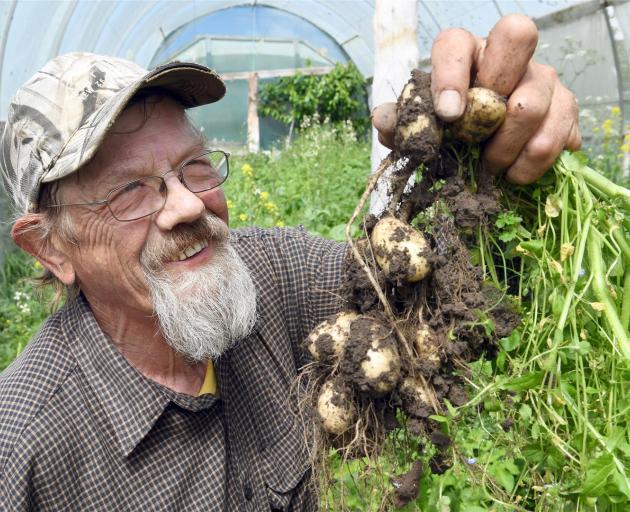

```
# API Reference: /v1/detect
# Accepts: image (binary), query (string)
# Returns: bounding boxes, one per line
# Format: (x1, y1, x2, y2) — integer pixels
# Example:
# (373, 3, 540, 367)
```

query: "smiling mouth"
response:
(173, 239, 209, 262)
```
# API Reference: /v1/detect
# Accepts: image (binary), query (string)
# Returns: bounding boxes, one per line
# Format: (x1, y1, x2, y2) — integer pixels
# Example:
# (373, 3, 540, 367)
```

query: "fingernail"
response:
(436, 90, 462, 121)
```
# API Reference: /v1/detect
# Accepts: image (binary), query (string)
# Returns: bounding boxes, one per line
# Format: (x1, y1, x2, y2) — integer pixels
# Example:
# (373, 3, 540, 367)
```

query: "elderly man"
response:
(0, 16, 578, 511)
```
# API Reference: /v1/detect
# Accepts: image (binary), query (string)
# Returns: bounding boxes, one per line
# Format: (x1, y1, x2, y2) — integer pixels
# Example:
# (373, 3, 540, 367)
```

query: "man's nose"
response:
(155, 175, 205, 231)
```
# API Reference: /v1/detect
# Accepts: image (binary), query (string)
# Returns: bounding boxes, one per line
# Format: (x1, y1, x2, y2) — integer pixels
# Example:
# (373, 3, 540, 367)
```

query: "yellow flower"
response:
(241, 163, 253, 176)
(611, 106, 621, 116)
(275, 220, 285, 227)
(34, 261, 42, 269)
(621, 144, 630, 153)
(238, 213, 248, 222)
(226, 199, 234, 209)
(259, 191, 269, 201)
(264, 201, 278, 213)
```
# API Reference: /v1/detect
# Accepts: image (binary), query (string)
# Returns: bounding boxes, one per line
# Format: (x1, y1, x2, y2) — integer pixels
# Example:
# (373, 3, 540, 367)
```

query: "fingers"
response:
(430, 14, 537, 122)
(566, 121, 582, 151)
(483, 62, 555, 174)
(430, 28, 479, 121)
(502, 79, 580, 185)
(475, 14, 538, 95)
(371, 102, 397, 149)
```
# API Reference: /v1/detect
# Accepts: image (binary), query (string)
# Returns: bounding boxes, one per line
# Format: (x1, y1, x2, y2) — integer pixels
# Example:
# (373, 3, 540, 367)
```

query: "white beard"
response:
(143, 235, 257, 362)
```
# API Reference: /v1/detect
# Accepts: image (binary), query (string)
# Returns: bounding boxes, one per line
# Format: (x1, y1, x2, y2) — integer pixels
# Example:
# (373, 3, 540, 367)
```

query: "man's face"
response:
(57, 96, 231, 319)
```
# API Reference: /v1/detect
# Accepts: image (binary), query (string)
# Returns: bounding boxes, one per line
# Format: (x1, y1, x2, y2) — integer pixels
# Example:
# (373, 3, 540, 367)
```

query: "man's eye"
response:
(121, 181, 144, 193)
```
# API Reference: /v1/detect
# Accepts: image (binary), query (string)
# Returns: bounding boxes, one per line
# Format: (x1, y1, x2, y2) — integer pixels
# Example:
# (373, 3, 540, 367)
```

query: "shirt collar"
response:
(61, 294, 218, 457)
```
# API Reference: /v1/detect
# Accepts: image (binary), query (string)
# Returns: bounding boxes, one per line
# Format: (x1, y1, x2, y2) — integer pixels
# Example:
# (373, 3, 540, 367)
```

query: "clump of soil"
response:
(300, 70, 520, 508)
(391, 460, 423, 508)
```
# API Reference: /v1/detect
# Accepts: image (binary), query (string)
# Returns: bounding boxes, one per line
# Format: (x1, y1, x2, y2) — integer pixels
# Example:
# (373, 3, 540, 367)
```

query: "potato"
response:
(340, 315, 402, 396)
(398, 376, 433, 418)
(449, 87, 507, 143)
(360, 339, 402, 395)
(414, 323, 441, 372)
(316, 378, 356, 436)
(306, 311, 359, 363)
(395, 70, 442, 159)
(371, 216, 431, 283)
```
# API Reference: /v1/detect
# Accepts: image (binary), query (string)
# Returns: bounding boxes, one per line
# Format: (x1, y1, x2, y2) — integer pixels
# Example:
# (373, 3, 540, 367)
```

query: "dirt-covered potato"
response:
(316, 378, 357, 436)
(395, 70, 442, 159)
(306, 311, 359, 363)
(449, 87, 507, 143)
(398, 376, 433, 418)
(341, 316, 402, 396)
(371, 216, 431, 283)
(414, 323, 442, 373)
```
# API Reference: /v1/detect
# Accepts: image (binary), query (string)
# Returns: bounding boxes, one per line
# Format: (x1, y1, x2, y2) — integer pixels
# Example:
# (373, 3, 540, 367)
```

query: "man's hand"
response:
(372, 14, 581, 185)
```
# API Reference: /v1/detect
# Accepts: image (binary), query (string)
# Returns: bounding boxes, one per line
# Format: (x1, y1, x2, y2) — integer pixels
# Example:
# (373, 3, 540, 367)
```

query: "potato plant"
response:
(301, 69, 630, 511)
(300, 70, 517, 508)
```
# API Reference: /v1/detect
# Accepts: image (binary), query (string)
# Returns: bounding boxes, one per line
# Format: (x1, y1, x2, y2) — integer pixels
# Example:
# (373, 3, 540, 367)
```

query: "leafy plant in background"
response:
(225, 120, 371, 240)
(585, 106, 630, 187)
(259, 62, 370, 136)
(0, 252, 52, 370)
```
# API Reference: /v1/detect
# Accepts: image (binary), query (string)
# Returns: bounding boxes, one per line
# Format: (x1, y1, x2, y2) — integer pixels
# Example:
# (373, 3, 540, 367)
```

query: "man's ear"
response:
(11, 214, 76, 286)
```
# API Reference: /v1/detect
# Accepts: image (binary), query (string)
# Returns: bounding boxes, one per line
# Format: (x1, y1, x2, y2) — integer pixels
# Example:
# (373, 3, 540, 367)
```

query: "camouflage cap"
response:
(0, 52, 225, 214)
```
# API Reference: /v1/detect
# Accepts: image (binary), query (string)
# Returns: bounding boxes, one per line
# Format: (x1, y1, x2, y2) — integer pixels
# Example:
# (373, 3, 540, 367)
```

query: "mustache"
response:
(140, 213, 229, 271)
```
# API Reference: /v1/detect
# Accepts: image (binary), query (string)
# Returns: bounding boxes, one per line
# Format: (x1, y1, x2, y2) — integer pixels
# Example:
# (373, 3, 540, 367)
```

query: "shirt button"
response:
(243, 484, 254, 501)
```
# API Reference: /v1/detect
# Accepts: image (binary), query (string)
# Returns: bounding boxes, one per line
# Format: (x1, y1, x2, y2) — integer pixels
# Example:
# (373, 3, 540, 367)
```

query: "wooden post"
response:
(247, 72, 260, 153)
(371, 0, 420, 213)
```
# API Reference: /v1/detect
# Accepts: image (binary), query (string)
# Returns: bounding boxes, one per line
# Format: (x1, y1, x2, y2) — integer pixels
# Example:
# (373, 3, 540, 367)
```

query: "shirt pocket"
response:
(260, 417, 312, 511)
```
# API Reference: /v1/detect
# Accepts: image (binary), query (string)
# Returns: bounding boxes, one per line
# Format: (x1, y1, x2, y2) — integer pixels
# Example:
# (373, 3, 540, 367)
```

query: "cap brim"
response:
(40, 62, 225, 189)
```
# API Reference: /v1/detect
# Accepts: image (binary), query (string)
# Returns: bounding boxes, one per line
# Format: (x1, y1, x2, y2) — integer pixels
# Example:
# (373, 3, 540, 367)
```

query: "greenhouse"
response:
(0, 1, 629, 511)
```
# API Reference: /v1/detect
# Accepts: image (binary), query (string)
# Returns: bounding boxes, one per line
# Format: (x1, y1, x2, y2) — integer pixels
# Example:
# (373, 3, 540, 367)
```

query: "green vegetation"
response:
(225, 120, 370, 240)
(0, 251, 52, 370)
(321, 140, 630, 510)
(259, 62, 370, 136)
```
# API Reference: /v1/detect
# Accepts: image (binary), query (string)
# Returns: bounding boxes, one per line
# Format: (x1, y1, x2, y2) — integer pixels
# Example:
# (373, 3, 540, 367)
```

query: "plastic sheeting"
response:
(1, 0, 586, 121)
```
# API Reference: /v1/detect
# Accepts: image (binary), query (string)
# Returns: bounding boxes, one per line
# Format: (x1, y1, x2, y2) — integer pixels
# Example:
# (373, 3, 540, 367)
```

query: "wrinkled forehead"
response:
(62, 96, 203, 192)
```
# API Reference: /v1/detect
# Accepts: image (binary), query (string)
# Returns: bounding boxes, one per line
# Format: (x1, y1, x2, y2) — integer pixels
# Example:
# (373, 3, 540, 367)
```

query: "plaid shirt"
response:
(0, 227, 346, 511)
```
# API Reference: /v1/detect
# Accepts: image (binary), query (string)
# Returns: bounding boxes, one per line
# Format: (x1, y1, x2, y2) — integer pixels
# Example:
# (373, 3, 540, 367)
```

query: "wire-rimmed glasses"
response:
(46, 149, 230, 221)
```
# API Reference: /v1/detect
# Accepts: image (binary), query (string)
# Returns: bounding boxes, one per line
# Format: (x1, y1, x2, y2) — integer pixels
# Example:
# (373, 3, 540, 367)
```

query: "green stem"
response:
(587, 227, 630, 359)
(571, 163, 630, 211)
(554, 180, 591, 339)
(609, 222, 630, 262)
(621, 268, 630, 330)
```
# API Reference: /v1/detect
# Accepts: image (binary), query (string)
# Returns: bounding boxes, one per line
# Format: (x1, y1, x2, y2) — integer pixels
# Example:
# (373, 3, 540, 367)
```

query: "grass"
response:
(0, 251, 52, 370)
(225, 120, 370, 240)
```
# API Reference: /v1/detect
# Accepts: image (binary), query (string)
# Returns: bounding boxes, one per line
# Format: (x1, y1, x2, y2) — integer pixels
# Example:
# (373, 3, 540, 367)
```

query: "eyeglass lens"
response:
(107, 151, 229, 221)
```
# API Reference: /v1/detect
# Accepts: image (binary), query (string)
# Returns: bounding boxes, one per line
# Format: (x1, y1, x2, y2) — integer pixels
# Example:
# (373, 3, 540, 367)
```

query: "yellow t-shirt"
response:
(197, 361, 218, 396)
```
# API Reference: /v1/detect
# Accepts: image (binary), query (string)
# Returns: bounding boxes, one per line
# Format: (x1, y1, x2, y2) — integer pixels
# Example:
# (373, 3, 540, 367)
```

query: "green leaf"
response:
(605, 427, 626, 452)
(498, 230, 517, 243)
(491, 464, 515, 492)
(429, 414, 449, 424)
(517, 240, 545, 258)
(500, 331, 521, 352)
(611, 469, 630, 499)
(499, 371, 545, 392)
(519, 403, 532, 421)
(581, 453, 615, 497)
(444, 399, 459, 418)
